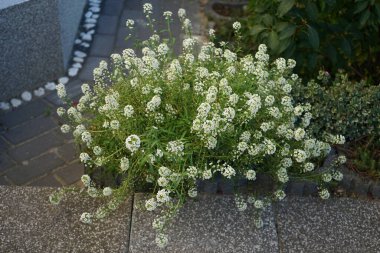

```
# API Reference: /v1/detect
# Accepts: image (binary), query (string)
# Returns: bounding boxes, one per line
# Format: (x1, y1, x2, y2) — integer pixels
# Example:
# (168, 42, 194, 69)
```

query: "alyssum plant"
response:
(50, 4, 346, 248)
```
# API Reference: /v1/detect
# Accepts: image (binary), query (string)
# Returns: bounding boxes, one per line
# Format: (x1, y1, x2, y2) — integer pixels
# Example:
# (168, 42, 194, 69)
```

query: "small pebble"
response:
(90, 7, 100, 13)
(85, 11, 93, 18)
(88, 29, 95, 35)
(74, 51, 87, 58)
(58, 77, 69, 85)
(73, 57, 84, 63)
(73, 63, 82, 69)
(45, 82, 56, 91)
(92, 14, 99, 19)
(0, 102, 11, 110)
(75, 39, 82, 44)
(68, 67, 79, 77)
(81, 42, 90, 48)
(83, 24, 96, 30)
(81, 33, 92, 41)
(85, 18, 97, 24)
(10, 98, 22, 108)
(33, 87, 45, 97)
(21, 91, 32, 101)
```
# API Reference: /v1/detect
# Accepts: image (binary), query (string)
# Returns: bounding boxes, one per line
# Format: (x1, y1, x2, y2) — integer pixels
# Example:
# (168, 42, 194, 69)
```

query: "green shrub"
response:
(292, 70, 380, 140)
(235, 0, 380, 81)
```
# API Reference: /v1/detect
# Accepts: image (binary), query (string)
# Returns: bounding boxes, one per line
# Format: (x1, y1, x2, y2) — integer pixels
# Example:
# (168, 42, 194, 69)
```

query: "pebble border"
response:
(0, 0, 104, 111)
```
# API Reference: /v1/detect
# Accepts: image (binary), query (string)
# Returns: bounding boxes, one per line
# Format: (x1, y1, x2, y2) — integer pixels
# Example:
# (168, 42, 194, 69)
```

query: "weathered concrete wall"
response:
(58, 0, 86, 69)
(0, 0, 85, 101)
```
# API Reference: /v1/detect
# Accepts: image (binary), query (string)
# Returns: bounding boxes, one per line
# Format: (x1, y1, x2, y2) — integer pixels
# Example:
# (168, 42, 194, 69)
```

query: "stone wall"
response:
(0, 0, 85, 101)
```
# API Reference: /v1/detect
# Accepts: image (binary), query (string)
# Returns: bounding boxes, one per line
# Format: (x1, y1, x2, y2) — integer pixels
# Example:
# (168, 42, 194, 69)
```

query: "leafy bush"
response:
(236, 0, 380, 81)
(292, 70, 380, 140)
(51, 4, 346, 248)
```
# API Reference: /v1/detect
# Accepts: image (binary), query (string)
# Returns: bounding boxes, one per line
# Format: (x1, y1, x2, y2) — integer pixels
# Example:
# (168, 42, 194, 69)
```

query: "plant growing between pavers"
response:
(50, 3, 346, 248)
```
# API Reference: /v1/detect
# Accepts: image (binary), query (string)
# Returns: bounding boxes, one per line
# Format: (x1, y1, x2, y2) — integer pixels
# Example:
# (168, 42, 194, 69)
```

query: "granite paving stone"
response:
(3, 116, 57, 145)
(0, 99, 51, 128)
(56, 142, 78, 163)
(0, 176, 12, 185)
(90, 34, 116, 57)
(55, 161, 84, 185)
(97, 15, 119, 34)
(103, 0, 125, 16)
(6, 153, 64, 185)
(0, 137, 9, 151)
(130, 193, 279, 253)
(124, 0, 142, 10)
(0, 153, 16, 174)
(79, 56, 108, 81)
(8, 131, 64, 162)
(28, 174, 62, 187)
(0, 186, 132, 252)
(276, 197, 380, 252)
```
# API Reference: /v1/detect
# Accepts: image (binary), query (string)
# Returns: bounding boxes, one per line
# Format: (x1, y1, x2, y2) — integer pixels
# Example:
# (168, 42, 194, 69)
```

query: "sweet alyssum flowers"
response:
(50, 3, 346, 248)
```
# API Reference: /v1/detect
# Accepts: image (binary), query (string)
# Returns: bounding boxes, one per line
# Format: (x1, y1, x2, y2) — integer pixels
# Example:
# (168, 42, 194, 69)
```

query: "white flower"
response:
(293, 149, 307, 163)
(221, 164, 235, 179)
(60, 124, 70, 133)
(337, 155, 347, 164)
(188, 188, 197, 198)
(158, 177, 169, 187)
(178, 8, 186, 19)
(80, 212, 92, 224)
(155, 233, 169, 248)
(232, 21, 241, 31)
(254, 200, 264, 209)
(166, 140, 184, 156)
(126, 19, 134, 28)
(156, 189, 170, 203)
(145, 198, 157, 211)
(56, 83, 66, 99)
(202, 169, 212, 180)
(277, 167, 289, 183)
(80, 152, 91, 163)
(143, 3, 153, 14)
(319, 188, 330, 199)
(304, 162, 314, 172)
(159, 166, 171, 177)
(124, 105, 134, 117)
(246, 170, 256, 180)
(275, 190, 286, 200)
(254, 218, 264, 228)
(163, 11, 172, 19)
(110, 120, 120, 130)
(93, 146, 102, 156)
(332, 171, 343, 181)
(209, 29, 215, 37)
(102, 187, 113, 196)
(87, 187, 98, 198)
(81, 174, 91, 187)
(120, 157, 129, 171)
(186, 166, 198, 178)
(156, 149, 164, 158)
(322, 173, 332, 183)
(294, 128, 306, 141)
(206, 136, 217, 149)
(125, 135, 141, 153)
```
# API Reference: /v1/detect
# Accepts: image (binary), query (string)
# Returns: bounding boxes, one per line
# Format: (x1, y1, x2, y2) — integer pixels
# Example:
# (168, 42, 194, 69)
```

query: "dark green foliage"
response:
(292, 71, 380, 140)
(237, 0, 380, 81)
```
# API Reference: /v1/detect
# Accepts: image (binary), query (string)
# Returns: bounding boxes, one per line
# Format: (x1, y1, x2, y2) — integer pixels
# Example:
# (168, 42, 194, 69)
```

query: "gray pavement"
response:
(0, 0, 203, 187)
(2, 187, 380, 253)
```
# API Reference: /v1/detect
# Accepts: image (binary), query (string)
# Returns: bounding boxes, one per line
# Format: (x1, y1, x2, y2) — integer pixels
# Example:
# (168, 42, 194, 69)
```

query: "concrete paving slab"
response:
(0, 186, 132, 252)
(130, 193, 279, 253)
(276, 197, 380, 253)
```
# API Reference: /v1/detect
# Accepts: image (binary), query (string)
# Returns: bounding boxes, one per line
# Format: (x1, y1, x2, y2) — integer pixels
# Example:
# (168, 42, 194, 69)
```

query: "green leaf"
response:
(250, 24, 267, 36)
(277, 38, 292, 54)
(279, 24, 297, 40)
(354, 1, 368, 14)
(268, 30, 280, 51)
(262, 14, 274, 26)
(277, 0, 295, 17)
(306, 2, 319, 21)
(326, 45, 337, 65)
(359, 9, 371, 28)
(307, 26, 320, 50)
(308, 53, 318, 70)
(340, 38, 352, 57)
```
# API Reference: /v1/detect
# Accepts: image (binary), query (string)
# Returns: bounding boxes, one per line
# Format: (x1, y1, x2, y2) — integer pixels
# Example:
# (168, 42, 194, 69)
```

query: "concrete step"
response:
(1, 186, 380, 252)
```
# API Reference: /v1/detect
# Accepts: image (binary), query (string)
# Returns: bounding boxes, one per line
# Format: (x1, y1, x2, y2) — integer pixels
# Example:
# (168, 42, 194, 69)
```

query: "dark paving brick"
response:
(79, 56, 108, 81)
(90, 34, 116, 57)
(44, 79, 83, 107)
(0, 176, 12, 185)
(28, 174, 62, 187)
(0, 153, 15, 173)
(97, 15, 119, 34)
(55, 161, 84, 185)
(6, 153, 64, 185)
(120, 9, 143, 26)
(103, 0, 124, 16)
(124, 0, 142, 10)
(8, 131, 65, 162)
(57, 142, 78, 163)
(3, 116, 57, 145)
(0, 99, 51, 128)
(0, 137, 9, 152)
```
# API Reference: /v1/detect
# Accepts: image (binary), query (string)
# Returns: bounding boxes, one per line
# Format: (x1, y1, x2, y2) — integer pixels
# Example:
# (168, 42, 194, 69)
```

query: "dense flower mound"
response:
(51, 4, 346, 248)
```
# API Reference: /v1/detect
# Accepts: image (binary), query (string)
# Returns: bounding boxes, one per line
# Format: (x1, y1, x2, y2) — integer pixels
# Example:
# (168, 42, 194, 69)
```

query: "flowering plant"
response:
(51, 4, 346, 248)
